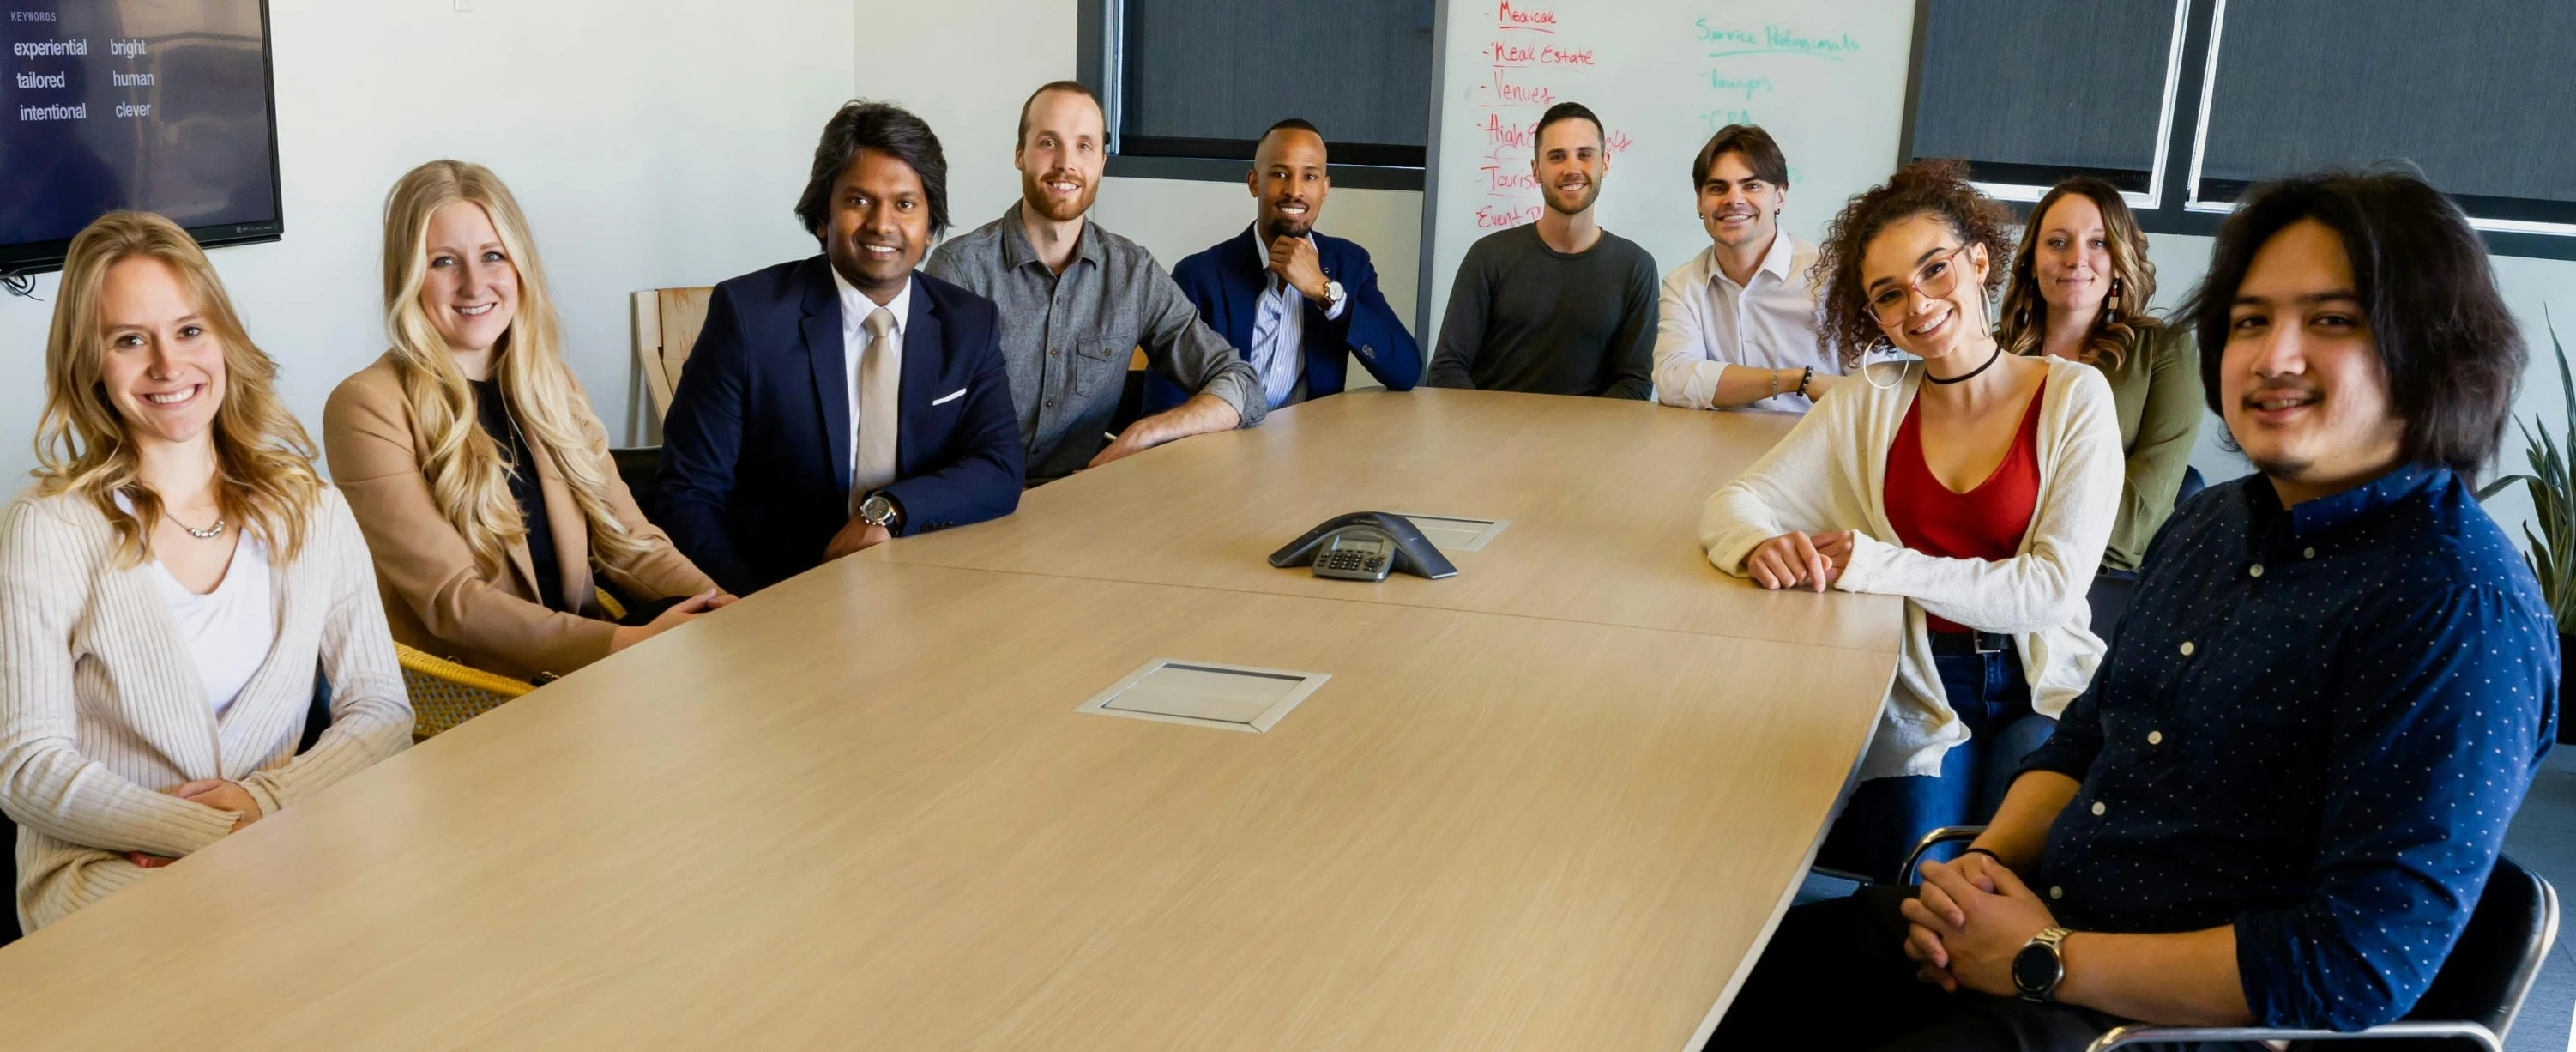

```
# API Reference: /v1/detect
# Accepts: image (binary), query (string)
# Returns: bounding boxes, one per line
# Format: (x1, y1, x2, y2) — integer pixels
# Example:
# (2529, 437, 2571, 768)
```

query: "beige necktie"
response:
(852, 306, 900, 511)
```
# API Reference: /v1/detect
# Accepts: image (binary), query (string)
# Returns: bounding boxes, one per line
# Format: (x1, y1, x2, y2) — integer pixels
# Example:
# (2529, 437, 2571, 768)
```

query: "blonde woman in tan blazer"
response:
(1, 213, 413, 933)
(325, 161, 732, 684)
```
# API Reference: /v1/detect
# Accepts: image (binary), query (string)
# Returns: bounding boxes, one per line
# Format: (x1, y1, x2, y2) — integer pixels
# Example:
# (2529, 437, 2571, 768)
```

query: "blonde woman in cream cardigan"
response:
(1700, 162, 2121, 883)
(325, 161, 729, 685)
(0, 213, 413, 933)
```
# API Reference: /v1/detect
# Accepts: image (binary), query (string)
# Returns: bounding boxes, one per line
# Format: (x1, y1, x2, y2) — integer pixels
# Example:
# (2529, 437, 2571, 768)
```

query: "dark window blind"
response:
(2196, 0, 2576, 218)
(1121, 0, 1434, 166)
(1908, 0, 2181, 191)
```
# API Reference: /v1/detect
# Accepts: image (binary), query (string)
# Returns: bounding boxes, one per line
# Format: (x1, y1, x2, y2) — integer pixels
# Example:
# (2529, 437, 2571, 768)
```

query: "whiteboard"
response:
(1416, 0, 1920, 349)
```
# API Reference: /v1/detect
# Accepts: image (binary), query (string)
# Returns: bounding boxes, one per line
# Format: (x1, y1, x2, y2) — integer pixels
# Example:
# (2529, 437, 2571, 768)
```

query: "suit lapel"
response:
(800, 257, 854, 503)
(899, 277, 941, 476)
(1230, 225, 1268, 345)
(503, 538, 542, 601)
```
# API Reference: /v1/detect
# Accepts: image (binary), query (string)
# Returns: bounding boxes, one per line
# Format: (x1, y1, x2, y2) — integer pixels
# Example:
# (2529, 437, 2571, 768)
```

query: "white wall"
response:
(0, 0, 857, 481)
(860, 0, 1077, 235)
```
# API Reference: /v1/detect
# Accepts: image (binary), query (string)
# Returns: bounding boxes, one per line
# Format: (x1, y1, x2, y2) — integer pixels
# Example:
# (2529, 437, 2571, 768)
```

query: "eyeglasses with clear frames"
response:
(1866, 243, 1974, 328)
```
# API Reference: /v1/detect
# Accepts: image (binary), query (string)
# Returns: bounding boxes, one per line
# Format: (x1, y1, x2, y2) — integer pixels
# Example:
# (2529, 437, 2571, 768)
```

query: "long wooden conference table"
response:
(0, 389, 1900, 1050)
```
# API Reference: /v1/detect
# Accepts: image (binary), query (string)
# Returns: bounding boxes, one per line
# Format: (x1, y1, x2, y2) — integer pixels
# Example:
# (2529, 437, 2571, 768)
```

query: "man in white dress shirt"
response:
(1651, 124, 1841, 413)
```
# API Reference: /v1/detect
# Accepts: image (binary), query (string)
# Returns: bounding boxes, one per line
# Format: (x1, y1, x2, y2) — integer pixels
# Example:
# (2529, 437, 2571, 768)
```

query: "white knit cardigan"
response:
(0, 485, 413, 931)
(1700, 355, 2125, 780)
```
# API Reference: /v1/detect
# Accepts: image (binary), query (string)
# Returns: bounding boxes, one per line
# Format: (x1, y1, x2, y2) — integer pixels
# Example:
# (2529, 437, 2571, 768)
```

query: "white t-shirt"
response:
(144, 535, 276, 717)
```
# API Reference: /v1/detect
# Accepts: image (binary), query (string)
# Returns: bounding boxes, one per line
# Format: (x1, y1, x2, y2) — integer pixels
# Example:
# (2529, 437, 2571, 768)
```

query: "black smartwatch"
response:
(2012, 926, 2073, 1003)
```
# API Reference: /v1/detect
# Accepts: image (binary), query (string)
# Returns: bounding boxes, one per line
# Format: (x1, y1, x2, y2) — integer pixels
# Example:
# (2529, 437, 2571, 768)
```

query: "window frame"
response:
(1897, 0, 2576, 261)
(1077, 0, 1432, 190)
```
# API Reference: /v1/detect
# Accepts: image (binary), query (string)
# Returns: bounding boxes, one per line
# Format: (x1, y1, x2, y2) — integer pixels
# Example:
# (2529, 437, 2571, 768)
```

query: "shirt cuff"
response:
(1831, 530, 1894, 595)
(1321, 286, 1348, 321)
(2231, 907, 2363, 1029)
(1201, 370, 1264, 427)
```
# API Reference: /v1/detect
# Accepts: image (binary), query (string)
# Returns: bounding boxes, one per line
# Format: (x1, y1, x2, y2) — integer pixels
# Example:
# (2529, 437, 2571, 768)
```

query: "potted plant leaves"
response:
(2477, 320, 2576, 744)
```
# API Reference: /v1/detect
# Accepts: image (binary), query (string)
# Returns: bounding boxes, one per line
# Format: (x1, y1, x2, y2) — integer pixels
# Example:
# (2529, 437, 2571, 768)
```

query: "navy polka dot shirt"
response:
(2020, 464, 2558, 1031)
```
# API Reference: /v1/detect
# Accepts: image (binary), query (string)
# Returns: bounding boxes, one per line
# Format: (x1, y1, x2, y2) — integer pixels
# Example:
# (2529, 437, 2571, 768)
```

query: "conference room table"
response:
(0, 388, 1901, 1051)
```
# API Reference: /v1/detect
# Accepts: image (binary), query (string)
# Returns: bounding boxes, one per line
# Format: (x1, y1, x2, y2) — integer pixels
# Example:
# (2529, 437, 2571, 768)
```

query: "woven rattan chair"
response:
(393, 589, 628, 740)
(396, 644, 532, 741)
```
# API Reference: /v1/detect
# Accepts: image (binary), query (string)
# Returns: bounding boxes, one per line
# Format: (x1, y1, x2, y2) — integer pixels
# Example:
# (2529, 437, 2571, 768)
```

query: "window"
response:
(1901, 0, 2576, 259)
(1079, 0, 1436, 190)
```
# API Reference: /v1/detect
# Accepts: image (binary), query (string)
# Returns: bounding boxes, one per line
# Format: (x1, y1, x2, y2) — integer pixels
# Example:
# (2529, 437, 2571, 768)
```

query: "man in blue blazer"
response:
(658, 100, 1023, 595)
(1156, 119, 1420, 414)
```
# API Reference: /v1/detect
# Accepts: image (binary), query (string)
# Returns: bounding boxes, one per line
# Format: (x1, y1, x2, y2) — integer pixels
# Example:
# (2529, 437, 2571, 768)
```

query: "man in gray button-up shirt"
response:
(926, 81, 1263, 483)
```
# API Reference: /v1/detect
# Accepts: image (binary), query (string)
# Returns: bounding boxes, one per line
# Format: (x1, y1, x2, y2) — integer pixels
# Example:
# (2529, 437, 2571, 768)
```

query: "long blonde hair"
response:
(34, 212, 323, 566)
(380, 160, 651, 582)
(1996, 176, 2163, 371)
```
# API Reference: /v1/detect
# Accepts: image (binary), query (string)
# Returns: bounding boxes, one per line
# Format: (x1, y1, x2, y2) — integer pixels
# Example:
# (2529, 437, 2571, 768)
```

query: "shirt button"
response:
(2091, 801, 2107, 816)
(2147, 729, 2163, 745)
(2179, 640, 2195, 656)
(1044, 399, 1055, 408)
(1049, 348, 1059, 356)
(2303, 547, 2317, 559)
(2048, 886, 2063, 900)
(2248, 564, 2265, 578)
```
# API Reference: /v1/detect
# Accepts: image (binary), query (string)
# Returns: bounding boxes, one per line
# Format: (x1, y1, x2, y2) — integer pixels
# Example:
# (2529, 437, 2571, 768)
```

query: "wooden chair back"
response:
(631, 287, 715, 426)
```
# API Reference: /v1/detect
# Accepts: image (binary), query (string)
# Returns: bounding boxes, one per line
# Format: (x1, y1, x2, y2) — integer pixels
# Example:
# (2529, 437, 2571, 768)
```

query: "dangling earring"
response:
(2106, 276, 2124, 317)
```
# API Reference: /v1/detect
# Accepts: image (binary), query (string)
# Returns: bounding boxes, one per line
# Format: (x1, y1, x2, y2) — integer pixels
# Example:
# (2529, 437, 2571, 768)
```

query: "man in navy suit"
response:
(1157, 119, 1420, 413)
(657, 100, 1023, 595)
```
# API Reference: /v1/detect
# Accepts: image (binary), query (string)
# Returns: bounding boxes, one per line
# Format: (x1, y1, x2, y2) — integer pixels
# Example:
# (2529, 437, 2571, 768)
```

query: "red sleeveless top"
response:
(1883, 378, 2048, 634)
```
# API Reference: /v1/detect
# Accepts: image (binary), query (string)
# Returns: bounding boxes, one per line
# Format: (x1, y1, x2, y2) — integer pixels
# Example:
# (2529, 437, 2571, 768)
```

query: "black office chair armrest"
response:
(1899, 825, 1988, 885)
(2087, 1020, 2499, 1052)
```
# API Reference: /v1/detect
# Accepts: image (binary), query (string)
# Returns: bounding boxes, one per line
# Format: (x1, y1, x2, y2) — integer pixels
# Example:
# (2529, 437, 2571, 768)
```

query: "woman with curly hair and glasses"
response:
(0, 212, 413, 933)
(1698, 160, 2124, 882)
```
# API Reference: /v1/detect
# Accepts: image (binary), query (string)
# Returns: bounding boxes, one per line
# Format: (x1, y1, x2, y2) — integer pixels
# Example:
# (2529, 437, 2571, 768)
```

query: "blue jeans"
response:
(1815, 642, 2049, 883)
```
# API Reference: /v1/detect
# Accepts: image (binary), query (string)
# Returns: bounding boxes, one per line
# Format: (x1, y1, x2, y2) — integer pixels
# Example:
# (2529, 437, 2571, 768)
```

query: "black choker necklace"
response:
(1925, 343, 2004, 385)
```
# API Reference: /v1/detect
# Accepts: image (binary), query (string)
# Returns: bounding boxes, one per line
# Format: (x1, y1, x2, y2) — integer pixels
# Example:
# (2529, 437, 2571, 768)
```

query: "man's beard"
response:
(1022, 167, 1098, 222)
(1262, 209, 1314, 244)
(1543, 178, 1600, 216)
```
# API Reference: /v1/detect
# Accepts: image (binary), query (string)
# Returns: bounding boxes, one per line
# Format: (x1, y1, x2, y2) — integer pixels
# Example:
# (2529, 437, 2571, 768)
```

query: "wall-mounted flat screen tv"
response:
(2, 0, 280, 275)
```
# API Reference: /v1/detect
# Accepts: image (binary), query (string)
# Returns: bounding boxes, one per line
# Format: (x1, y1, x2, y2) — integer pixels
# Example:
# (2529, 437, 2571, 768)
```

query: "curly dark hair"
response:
(1814, 159, 2017, 369)
(2180, 169, 2524, 477)
(795, 100, 950, 241)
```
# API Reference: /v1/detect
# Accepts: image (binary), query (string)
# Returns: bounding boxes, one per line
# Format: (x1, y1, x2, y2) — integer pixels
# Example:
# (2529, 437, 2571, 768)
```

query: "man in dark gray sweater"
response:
(1427, 101, 1657, 400)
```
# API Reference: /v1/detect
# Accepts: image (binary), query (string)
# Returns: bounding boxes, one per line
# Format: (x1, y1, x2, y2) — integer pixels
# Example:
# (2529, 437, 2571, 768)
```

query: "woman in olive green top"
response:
(1995, 177, 2202, 577)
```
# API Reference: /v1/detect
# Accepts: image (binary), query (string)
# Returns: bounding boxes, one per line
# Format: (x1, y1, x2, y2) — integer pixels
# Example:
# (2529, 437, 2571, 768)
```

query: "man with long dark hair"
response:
(656, 100, 1024, 595)
(1710, 169, 2555, 1049)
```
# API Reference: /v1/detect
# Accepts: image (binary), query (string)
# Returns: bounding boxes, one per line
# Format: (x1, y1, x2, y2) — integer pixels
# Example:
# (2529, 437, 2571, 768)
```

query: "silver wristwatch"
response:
(2012, 926, 2074, 1003)
(858, 492, 902, 532)
(1320, 279, 1345, 309)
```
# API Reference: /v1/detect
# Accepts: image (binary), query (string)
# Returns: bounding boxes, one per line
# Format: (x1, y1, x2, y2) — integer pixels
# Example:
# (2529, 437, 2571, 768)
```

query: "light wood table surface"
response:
(0, 390, 1902, 1051)
(869, 388, 1885, 650)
